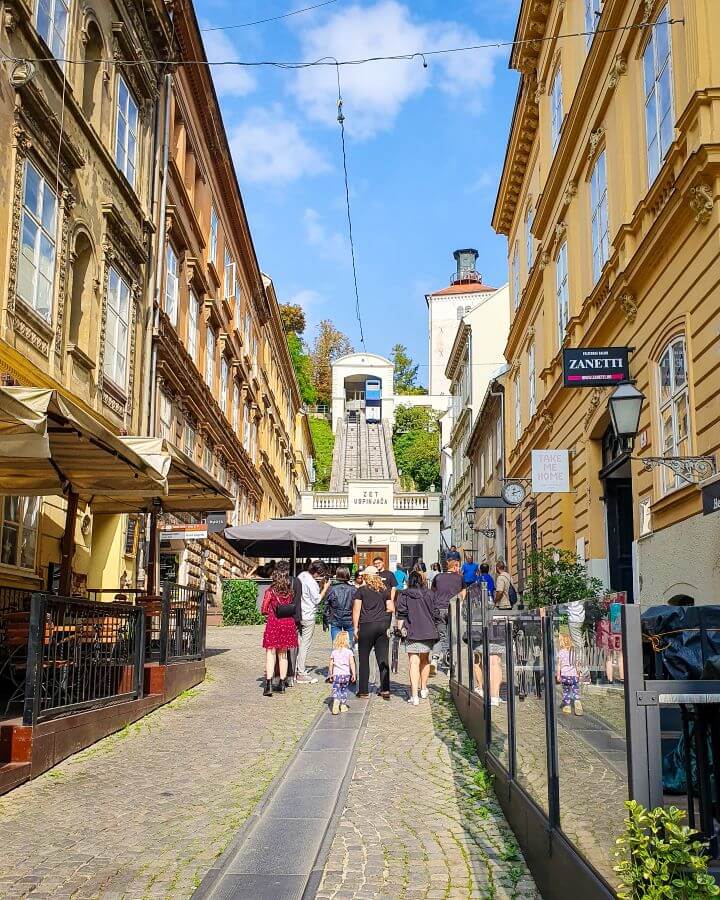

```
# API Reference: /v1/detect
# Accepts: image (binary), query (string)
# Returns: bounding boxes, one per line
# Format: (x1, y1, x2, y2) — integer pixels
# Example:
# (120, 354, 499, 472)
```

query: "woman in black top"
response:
(352, 567, 394, 699)
(396, 570, 443, 705)
(431, 559, 465, 674)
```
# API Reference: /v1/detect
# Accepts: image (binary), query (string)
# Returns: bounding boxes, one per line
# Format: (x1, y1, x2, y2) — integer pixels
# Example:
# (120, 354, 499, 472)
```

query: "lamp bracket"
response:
(639, 456, 717, 485)
(478, 528, 496, 539)
(500, 477, 532, 487)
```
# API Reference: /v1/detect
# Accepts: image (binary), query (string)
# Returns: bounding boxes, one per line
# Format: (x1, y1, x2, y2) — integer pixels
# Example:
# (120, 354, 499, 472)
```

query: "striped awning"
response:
(0, 387, 167, 501)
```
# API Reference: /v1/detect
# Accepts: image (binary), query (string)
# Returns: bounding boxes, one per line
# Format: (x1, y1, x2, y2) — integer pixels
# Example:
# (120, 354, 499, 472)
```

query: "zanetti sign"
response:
(562, 347, 630, 388)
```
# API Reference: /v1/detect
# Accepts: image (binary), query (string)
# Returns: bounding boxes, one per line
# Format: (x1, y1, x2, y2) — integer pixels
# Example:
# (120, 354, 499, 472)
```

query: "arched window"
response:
(657, 336, 690, 493)
(82, 20, 104, 128)
(68, 232, 94, 353)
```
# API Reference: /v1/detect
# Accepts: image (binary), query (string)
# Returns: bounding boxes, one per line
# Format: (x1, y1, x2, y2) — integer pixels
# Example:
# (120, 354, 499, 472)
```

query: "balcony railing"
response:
(312, 494, 349, 510)
(394, 494, 429, 510)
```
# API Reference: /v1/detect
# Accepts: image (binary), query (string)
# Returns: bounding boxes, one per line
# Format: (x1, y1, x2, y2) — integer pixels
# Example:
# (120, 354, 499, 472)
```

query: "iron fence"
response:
(447, 587, 720, 898)
(22, 593, 145, 725)
(156, 581, 207, 663)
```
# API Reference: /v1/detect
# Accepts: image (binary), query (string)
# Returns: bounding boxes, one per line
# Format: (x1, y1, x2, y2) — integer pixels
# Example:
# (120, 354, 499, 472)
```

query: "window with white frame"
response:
(209, 206, 218, 266)
(203, 442, 213, 473)
(658, 336, 690, 493)
(643, 8, 674, 183)
(590, 150, 609, 282)
(104, 267, 130, 387)
(115, 76, 139, 188)
(18, 160, 57, 322)
(512, 242, 520, 310)
(165, 244, 179, 326)
(550, 67, 563, 151)
(1, 495, 40, 569)
(223, 249, 235, 301)
(184, 419, 196, 458)
(514, 373, 522, 442)
(479, 451, 485, 489)
(556, 241, 569, 345)
(234, 296, 242, 332)
(584, 0, 602, 48)
(525, 207, 534, 271)
(528, 342, 536, 418)
(205, 327, 216, 389)
(36, 0, 69, 61)
(232, 382, 240, 432)
(159, 391, 172, 441)
(243, 310, 251, 348)
(219, 356, 229, 414)
(243, 403, 251, 452)
(187, 290, 199, 361)
(486, 438, 493, 479)
(496, 416, 502, 463)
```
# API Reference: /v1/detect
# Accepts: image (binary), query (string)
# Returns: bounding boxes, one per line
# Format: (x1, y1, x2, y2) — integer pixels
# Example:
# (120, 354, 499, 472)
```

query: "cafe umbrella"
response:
(222, 516, 356, 574)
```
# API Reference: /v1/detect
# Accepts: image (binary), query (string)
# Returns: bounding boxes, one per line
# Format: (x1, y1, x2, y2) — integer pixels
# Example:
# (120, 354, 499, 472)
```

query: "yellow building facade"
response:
(493, 0, 720, 605)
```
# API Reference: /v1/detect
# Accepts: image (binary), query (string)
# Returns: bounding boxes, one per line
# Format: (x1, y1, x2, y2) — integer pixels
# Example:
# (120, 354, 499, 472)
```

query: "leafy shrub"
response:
(525, 547, 604, 609)
(310, 417, 334, 491)
(615, 801, 720, 899)
(222, 579, 262, 626)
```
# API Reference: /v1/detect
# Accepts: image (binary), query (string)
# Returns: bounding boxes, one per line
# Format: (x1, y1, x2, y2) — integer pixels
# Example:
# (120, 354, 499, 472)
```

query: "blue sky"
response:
(196, 0, 521, 386)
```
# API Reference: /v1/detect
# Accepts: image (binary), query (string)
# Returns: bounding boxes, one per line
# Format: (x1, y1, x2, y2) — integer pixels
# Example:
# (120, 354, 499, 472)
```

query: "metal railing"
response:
(447, 586, 720, 895)
(157, 581, 207, 663)
(22, 594, 145, 725)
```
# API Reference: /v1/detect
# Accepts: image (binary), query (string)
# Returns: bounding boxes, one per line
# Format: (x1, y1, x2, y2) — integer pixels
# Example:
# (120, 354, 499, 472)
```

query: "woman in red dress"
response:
(261, 562, 298, 697)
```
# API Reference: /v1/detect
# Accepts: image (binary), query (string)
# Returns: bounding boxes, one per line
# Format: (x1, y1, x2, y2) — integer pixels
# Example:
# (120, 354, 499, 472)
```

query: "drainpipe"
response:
(489, 378, 507, 564)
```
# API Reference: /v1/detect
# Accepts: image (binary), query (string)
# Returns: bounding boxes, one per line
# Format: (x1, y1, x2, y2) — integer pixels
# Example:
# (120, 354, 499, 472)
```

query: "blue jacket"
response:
(395, 568, 408, 589)
(461, 561, 480, 585)
(323, 582, 355, 628)
(478, 573, 495, 599)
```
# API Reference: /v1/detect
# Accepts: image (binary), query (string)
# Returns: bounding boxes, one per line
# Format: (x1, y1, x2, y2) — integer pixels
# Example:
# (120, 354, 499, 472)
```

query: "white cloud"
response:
(289, 288, 324, 311)
(469, 165, 501, 193)
(228, 106, 330, 183)
(304, 208, 347, 261)
(201, 28, 256, 97)
(292, 1, 504, 139)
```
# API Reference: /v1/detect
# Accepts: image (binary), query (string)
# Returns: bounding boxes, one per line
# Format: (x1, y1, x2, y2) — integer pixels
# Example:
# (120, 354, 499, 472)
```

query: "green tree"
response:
(524, 548, 604, 609)
(392, 405, 440, 492)
(287, 331, 316, 405)
(279, 302, 306, 335)
(391, 344, 427, 395)
(310, 320, 353, 406)
(309, 417, 335, 491)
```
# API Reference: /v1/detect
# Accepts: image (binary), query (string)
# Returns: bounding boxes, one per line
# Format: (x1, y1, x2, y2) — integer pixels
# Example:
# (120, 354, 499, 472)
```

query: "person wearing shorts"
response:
(395, 570, 443, 706)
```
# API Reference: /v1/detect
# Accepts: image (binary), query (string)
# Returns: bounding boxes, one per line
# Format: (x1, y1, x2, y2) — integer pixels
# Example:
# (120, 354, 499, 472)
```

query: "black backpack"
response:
(508, 582, 518, 607)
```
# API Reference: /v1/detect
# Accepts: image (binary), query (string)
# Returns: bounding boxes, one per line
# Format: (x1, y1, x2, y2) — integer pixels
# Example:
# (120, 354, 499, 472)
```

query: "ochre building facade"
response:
(493, 0, 720, 605)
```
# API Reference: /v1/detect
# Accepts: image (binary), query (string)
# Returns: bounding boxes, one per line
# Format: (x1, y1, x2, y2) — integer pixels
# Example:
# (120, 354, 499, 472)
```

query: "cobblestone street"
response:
(0, 627, 538, 899)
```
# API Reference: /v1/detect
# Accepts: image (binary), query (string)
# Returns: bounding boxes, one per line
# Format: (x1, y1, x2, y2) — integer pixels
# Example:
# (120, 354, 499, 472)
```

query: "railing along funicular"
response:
(22, 594, 145, 725)
(446, 584, 720, 895)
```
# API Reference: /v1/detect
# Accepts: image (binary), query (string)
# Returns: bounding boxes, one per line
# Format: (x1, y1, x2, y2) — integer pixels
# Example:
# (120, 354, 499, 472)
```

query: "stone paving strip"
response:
(0, 627, 329, 899)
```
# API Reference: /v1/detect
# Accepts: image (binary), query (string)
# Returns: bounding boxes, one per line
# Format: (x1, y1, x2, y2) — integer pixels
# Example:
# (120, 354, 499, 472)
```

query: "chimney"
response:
(452, 249, 480, 284)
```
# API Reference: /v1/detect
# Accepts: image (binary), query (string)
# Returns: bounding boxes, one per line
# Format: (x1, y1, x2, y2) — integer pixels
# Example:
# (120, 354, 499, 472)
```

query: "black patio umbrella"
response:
(223, 516, 356, 573)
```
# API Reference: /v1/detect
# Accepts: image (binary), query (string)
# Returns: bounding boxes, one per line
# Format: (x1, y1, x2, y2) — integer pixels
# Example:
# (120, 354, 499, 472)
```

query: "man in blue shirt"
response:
(478, 563, 495, 600)
(461, 554, 480, 587)
(445, 545, 462, 563)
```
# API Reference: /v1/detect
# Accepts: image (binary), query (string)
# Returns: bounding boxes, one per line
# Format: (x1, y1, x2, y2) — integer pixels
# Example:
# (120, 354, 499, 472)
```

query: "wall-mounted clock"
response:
(502, 481, 528, 506)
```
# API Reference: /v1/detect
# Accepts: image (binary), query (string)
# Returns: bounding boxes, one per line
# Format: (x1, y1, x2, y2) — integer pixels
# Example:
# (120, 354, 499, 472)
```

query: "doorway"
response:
(355, 545, 387, 571)
(600, 427, 635, 602)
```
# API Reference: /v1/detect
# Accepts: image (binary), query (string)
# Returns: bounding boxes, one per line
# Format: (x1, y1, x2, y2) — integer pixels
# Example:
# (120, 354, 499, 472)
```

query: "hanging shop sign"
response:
(562, 347, 630, 387)
(531, 449, 570, 493)
(702, 480, 720, 516)
(206, 511, 228, 533)
(160, 523, 208, 542)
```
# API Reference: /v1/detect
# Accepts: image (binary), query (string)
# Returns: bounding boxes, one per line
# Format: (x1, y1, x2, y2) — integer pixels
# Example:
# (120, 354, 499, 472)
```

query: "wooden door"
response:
(355, 545, 387, 571)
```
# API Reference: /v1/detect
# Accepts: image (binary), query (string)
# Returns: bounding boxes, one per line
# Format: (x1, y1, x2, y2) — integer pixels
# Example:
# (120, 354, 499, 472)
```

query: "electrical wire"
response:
(201, 0, 342, 33)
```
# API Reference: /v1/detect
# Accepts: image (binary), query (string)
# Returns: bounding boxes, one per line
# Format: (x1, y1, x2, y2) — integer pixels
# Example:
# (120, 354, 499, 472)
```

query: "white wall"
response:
(427, 290, 494, 398)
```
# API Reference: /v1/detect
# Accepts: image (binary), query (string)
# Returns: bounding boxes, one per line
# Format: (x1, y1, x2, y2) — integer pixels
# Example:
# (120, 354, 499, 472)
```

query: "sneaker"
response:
(561, 704, 572, 715)
(407, 696, 419, 706)
(419, 688, 429, 700)
(340, 703, 349, 713)
(296, 674, 319, 685)
(573, 700, 584, 717)
(331, 699, 340, 715)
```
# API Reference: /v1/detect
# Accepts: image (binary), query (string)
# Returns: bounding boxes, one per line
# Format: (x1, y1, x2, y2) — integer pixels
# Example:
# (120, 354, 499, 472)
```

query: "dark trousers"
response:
(358, 620, 390, 694)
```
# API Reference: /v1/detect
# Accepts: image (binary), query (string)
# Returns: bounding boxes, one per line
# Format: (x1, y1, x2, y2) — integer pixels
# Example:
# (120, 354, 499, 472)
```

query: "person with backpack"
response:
(323, 565, 356, 647)
(477, 563, 495, 601)
(395, 570, 443, 706)
(494, 560, 517, 609)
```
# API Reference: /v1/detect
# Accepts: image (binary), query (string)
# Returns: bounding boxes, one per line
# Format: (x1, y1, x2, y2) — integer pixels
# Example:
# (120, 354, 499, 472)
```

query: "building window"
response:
(584, 0, 602, 48)
(1, 496, 40, 570)
(104, 267, 130, 388)
(36, 0, 69, 61)
(243, 310, 251, 348)
(243, 403, 251, 452)
(18, 160, 57, 322)
(514, 373, 521, 442)
(219, 356, 229, 414)
(223, 249, 235, 301)
(644, 8, 673, 184)
(556, 241, 569, 345)
(590, 150, 609, 283)
(657, 336, 690, 493)
(234, 296, 242, 332)
(209, 206, 218, 266)
(205, 327, 216, 389)
(159, 391, 172, 441)
(525, 207, 534, 271)
(115, 76, 139, 188)
(401, 543, 423, 570)
(232, 382, 240, 432)
(512, 242, 520, 310)
(479, 452, 485, 490)
(550, 67, 563, 151)
(187, 291, 199, 361)
(204, 443, 213, 473)
(165, 244, 179, 326)
(496, 417, 502, 464)
(528, 342, 536, 418)
(184, 420, 196, 458)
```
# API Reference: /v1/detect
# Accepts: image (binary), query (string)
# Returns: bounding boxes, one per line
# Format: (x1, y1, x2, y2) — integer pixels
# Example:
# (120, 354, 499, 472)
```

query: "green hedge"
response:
(222, 579, 262, 625)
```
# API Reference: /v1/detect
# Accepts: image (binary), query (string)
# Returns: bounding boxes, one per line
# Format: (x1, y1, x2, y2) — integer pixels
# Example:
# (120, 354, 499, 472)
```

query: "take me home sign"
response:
(562, 347, 630, 388)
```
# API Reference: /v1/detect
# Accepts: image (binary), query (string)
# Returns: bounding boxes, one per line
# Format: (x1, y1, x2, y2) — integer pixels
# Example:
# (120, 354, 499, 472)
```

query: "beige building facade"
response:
(493, 0, 720, 604)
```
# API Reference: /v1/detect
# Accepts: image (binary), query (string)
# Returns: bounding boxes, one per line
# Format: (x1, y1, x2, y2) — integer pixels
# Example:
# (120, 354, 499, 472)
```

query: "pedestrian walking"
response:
(295, 560, 331, 684)
(446, 544, 462, 562)
(373, 556, 397, 590)
(396, 571, 443, 706)
(556, 630, 583, 715)
(260, 562, 297, 697)
(494, 560, 517, 609)
(394, 563, 408, 589)
(478, 563, 495, 601)
(427, 562, 440, 587)
(328, 630, 356, 714)
(323, 565, 356, 646)
(352, 566, 394, 699)
(461, 553, 480, 588)
(430, 558, 464, 674)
